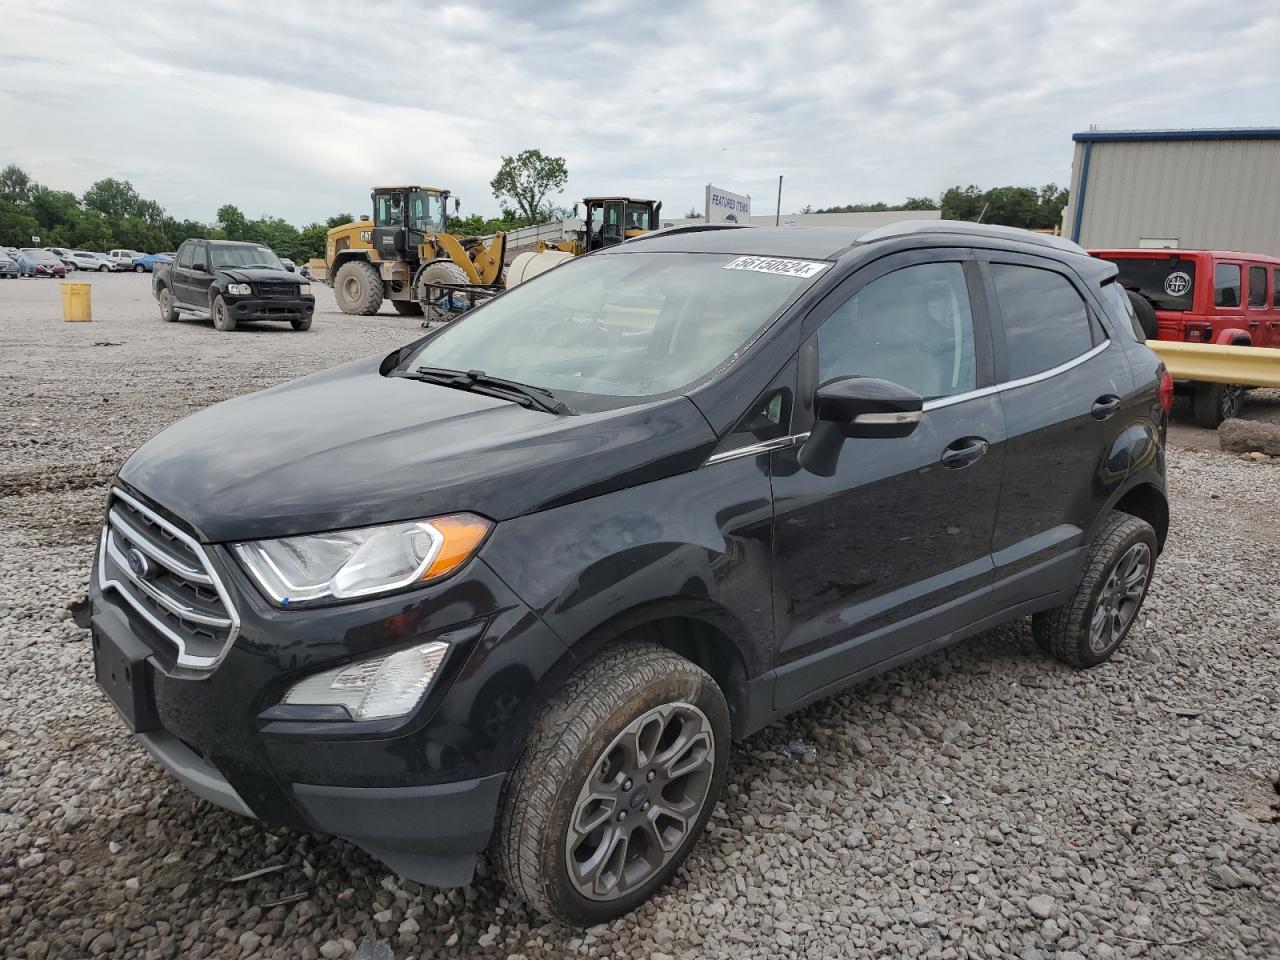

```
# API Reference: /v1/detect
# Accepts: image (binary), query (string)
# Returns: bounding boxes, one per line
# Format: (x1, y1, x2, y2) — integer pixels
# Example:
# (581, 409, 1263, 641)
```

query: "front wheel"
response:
(290, 316, 312, 331)
(211, 296, 236, 332)
(1192, 382, 1243, 428)
(134, 264, 145, 273)
(98, 264, 109, 273)
(494, 644, 729, 924)
(1033, 512, 1157, 667)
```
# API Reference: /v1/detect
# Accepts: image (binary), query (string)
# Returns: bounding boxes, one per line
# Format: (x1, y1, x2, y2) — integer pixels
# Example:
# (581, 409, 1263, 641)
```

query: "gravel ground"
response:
(2, 274, 1278, 959)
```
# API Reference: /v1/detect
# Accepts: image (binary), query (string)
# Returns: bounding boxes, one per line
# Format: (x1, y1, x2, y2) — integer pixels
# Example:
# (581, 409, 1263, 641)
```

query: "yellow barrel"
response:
(61, 282, 92, 322)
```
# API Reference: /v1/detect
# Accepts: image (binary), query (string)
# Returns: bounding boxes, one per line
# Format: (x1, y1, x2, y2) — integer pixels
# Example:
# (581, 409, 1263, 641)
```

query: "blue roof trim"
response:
(1073, 128, 1280, 143)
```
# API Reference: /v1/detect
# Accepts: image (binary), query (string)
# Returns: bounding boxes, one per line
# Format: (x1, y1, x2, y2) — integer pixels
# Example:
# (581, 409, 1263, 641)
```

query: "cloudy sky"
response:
(3, 0, 1277, 226)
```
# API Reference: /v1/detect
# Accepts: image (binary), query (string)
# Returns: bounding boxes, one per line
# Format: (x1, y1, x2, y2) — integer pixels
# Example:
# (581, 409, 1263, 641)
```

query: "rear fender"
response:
(1214, 327, 1250, 346)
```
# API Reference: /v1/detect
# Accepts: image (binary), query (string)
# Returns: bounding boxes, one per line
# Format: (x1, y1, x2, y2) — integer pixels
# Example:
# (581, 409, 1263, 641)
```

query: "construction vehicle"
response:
(318, 185, 506, 320)
(507, 196, 662, 286)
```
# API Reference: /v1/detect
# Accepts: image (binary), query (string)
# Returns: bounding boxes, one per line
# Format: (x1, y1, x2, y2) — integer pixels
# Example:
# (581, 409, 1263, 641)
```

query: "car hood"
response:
(214, 266, 297, 283)
(117, 354, 717, 542)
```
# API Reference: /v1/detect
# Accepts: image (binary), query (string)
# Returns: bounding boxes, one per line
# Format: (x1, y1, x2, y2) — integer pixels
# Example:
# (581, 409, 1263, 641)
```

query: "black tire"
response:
(134, 264, 145, 273)
(1032, 512, 1157, 668)
(157, 287, 178, 322)
(290, 316, 312, 331)
(98, 264, 109, 273)
(1192, 381, 1243, 428)
(494, 643, 730, 925)
(416, 260, 471, 323)
(333, 260, 383, 316)
(391, 299, 425, 317)
(1126, 290, 1158, 339)
(211, 295, 236, 332)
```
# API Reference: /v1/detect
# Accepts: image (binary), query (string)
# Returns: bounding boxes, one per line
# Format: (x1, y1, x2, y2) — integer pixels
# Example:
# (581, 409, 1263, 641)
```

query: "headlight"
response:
(299, 282, 312, 295)
(233, 514, 491, 604)
(227, 282, 252, 296)
(283, 640, 449, 720)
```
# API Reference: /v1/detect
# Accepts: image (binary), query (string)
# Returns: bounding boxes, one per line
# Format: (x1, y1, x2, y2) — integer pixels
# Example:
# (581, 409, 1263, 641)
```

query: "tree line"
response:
(808, 183, 1069, 230)
(0, 163, 352, 261)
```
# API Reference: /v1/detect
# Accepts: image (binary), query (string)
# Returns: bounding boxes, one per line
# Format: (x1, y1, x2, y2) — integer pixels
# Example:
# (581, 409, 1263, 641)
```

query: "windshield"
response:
(408, 251, 822, 402)
(1097, 255, 1196, 311)
(410, 191, 444, 232)
(210, 244, 283, 270)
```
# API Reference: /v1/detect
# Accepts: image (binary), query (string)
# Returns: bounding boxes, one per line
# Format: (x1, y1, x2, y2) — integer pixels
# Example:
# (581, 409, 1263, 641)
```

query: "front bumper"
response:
(224, 296, 315, 321)
(87, 485, 571, 885)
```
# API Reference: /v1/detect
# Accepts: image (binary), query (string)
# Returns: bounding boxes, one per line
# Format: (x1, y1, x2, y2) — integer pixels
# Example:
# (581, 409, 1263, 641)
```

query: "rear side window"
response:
(1214, 264, 1241, 307)
(990, 264, 1096, 380)
(1248, 265, 1268, 308)
(1100, 281, 1145, 342)
(1273, 269, 1280, 307)
(177, 244, 194, 269)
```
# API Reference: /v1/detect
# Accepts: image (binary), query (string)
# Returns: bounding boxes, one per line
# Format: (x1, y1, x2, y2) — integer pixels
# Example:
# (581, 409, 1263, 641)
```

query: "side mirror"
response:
(798, 377, 923, 476)
(285, 263, 295, 272)
(192, 262, 208, 273)
(454, 197, 461, 213)
(572, 203, 580, 219)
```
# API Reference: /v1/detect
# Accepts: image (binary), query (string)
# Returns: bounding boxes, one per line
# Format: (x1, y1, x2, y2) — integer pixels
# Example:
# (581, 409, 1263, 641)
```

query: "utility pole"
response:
(775, 176, 783, 226)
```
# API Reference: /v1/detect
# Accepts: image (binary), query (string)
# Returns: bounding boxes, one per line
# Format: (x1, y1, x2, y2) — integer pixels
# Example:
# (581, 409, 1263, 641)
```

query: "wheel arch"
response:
(1111, 482, 1169, 552)
(1213, 327, 1251, 346)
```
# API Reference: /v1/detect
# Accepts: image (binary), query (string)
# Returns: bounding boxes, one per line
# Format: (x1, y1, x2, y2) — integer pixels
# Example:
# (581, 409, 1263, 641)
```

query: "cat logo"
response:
(359, 230, 372, 243)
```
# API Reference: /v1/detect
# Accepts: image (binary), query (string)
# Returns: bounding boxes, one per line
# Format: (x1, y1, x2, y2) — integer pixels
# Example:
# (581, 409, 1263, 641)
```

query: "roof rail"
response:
(857, 219, 1086, 254)
(644, 222, 750, 239)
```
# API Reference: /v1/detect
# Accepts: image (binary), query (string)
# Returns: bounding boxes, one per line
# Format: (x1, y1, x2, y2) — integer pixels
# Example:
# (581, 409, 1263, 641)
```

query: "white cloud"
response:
(2, 0, 1277, 225)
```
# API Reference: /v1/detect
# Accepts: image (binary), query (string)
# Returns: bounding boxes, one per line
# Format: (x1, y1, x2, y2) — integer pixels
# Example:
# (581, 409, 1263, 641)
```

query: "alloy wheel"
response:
(565, 701, 716, 902)
(1089, 542, 1151, 654)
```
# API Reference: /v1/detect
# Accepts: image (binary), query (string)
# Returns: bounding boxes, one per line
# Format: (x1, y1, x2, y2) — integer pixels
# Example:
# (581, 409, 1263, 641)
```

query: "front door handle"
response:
(1092, 395, 1122, 420)
(941, 437, 989, 469)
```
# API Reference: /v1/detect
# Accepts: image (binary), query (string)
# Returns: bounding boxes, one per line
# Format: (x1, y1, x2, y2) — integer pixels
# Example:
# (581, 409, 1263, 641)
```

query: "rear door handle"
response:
(1092, 395, 1122, 420)
(941, 437, 989, 469)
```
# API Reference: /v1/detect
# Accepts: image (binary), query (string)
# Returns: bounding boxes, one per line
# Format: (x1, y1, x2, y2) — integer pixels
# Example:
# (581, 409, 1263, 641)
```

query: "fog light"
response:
(282, 641, 449, 720)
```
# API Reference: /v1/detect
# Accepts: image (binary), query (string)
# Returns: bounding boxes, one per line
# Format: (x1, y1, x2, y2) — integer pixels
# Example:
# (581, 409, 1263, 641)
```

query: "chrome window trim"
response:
(97, 487, 240, 672)
(923, 340, 1111, 411)
(704, 432, 811, 465)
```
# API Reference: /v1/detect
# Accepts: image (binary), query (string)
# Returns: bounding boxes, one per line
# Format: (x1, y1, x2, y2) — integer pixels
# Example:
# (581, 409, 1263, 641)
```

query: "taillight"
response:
(1158, 370, 1174, 414)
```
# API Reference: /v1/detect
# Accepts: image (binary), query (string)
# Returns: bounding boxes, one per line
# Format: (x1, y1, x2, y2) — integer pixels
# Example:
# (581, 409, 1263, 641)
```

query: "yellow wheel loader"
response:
(318, 186, 506, 320)
(507, 197, 662, 286)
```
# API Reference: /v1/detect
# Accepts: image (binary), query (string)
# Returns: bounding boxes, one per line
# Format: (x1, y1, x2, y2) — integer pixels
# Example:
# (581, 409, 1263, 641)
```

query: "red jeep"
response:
(1090, 249, 1280, 426)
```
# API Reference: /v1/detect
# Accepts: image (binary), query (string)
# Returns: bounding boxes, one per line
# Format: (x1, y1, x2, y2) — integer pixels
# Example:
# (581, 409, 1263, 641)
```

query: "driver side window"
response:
(817, 261, 977, 401)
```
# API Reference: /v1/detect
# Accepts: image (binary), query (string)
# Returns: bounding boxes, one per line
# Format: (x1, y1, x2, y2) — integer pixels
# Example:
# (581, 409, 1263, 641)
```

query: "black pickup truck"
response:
(153, 239, 315, 332)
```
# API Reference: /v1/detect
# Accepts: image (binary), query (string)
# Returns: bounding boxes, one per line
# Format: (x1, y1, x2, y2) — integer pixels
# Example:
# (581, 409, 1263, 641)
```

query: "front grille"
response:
(253, 282, 299, 298)
(98, 488, 239, 672)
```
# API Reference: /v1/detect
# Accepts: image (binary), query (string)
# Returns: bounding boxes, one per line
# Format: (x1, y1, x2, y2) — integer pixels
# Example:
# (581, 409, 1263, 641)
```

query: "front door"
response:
(770, 251, 1004, 708)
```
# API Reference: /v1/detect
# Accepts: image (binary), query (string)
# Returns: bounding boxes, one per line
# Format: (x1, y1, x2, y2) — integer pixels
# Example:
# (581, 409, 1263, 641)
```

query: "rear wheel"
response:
(211, 296, 236, 332)
(157, 287, 178, 322)
(1192, 382, 1243, 428)
(495, 644, 729, 924)
(1033, 512, 1157, 667)
(333, 260, 384, 315)
(416, 260, 471, 324)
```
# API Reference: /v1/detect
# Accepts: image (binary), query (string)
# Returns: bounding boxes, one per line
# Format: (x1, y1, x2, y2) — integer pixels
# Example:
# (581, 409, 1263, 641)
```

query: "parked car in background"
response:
(1091, 248, 1280, 425)
(45, 246, 79, 271)
(152, 239, 314, 331)
(67, 251, 112, 272)
(108, 249, 145, 271)
(131, 252, 173, 273)
(0, 252, 20, 279)
(20, 248, 67, 278)
(11, 250, 38, 277)
(93, 221, 1170, 922)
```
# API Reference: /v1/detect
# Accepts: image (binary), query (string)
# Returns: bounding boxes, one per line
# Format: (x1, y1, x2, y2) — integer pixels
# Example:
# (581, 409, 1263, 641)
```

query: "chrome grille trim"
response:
(97, 488, 240, 672)
(107, 508, 211, 583)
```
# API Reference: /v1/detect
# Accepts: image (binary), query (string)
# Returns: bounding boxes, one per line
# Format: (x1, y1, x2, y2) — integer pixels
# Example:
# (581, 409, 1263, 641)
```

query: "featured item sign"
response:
(705, 185, 750, 224)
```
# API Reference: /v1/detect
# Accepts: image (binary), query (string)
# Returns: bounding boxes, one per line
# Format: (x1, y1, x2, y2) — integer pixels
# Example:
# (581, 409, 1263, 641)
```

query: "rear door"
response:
(769, 249, 1005, 707)
(982, 252, 1135, 605)
(1245, 263, 1274, 347)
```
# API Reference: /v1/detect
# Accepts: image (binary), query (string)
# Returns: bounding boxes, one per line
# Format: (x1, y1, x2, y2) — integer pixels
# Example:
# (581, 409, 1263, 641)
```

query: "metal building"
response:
(1064, 128, 1280, 256)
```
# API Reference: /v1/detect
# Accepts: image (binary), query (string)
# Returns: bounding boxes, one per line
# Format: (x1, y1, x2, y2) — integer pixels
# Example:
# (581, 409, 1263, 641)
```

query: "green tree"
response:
(83, 177, 146, 222)
(939, 185, 985, 221)
(29, 188, 80, 231)
(216, 204, 248, 239)
(0, 200, 40, 246)
(326, 213, 355, 228)
(490, 148, 568, 225)
(0, 164, 37, 205)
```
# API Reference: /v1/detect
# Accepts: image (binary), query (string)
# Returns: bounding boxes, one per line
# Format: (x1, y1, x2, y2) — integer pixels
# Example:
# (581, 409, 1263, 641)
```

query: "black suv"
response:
(87, 221, 1170, 924)
(153, 239, 315, 332)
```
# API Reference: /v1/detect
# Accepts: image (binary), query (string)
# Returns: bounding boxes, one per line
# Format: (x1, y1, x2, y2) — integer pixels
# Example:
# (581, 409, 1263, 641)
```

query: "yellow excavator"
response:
(313, 185, 506, 319)
(507, 196, 663, 286)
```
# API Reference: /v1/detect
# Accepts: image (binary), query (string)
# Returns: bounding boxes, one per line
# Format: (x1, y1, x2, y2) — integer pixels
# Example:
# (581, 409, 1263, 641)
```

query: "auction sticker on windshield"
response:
(723, 256, 830, 278)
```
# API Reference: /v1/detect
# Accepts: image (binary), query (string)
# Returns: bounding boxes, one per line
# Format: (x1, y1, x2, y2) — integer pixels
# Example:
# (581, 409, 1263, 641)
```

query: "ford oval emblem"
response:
(125, 547, 151, 580)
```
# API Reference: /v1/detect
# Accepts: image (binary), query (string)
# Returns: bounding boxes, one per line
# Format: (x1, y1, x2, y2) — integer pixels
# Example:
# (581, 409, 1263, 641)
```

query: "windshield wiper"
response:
(403, 366, 575, 415)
